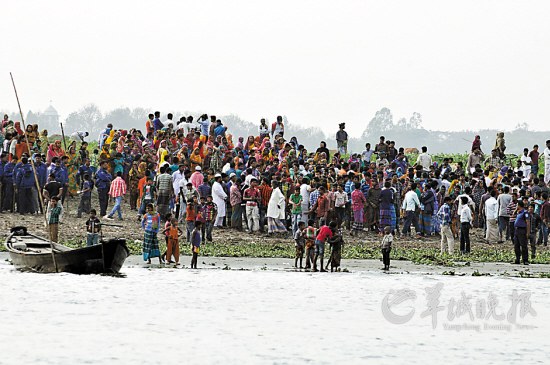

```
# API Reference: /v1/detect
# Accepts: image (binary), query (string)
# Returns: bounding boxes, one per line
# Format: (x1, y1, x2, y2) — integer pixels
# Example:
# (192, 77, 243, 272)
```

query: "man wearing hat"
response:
(212, 173, 227, 227)
(336, 123, 348, 155)
(190, 165, 204, 189)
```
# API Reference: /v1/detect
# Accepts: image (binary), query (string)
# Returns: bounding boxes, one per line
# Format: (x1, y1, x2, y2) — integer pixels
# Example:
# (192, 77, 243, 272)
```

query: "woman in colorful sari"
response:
(46, 140, 65, 164)
(25, 124, 38, 147)
(39, 129, 49, 154)
(66, 144, 79, 197)
(157, 140, 169, 167)
(141, 203, 162, 264)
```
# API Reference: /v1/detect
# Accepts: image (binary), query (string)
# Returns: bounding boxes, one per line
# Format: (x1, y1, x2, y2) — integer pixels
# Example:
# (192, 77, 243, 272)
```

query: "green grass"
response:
(50, 239, 550, 266)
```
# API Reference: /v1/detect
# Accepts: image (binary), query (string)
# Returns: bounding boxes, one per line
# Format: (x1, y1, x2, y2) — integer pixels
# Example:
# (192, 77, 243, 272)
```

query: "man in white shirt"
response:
(401, 182, 421, 237)
(362, 143, 374, 165)
(544, 139, 550, 185)
(258, 118, 269, 139)
(459, 196, 473, 253)
(415, 146, 432, 172)
(484, 190, 499, 243)
(71, 131, 89, 142)
(520, 148, 532, 179)
(299, 178, 312, 223)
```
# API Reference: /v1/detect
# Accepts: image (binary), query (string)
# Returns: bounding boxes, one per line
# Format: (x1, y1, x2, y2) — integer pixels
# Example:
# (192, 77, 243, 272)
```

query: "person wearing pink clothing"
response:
(190, 166, 204, 189)
(351, 182, 366, 236)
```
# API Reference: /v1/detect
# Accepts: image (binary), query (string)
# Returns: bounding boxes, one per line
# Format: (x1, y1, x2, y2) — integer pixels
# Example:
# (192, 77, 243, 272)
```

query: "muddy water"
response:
(1, 258, 548, 364)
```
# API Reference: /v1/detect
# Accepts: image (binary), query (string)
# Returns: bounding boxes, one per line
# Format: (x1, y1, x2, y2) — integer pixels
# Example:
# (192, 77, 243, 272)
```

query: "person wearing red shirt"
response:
(313, 221, 336, 272)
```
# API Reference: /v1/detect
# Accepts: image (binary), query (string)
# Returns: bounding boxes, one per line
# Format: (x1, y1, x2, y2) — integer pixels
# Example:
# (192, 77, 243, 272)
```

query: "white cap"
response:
(215, 173, 222, 178)
(195, 166, 202, 171)
(229, 172, 236, 178)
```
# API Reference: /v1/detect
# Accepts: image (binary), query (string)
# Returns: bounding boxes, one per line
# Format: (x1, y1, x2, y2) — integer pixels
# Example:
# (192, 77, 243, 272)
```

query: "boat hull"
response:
(5, 228, 130, 274)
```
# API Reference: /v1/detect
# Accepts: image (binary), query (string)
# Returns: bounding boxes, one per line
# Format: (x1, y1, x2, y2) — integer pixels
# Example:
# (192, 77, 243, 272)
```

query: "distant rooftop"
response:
(43, 104, 58, 116)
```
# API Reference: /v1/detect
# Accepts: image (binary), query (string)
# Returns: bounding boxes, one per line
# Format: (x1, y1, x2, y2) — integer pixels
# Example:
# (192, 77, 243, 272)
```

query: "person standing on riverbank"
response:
(190, 221, 202, 269)
(484, 189, 499, 244)
(313, 221, 335, 272)
(163, 217, 182, 266)
(266, 180, 287, 235)
(513, 200, 530, 265)
(95, 160, 112, 217)
(141, 203, 162, 264)
(46, 196, 63, 243)
(437, 196, 454, 254)
(459, 196, 472, 254)
(380, 226, 393, 271)
(544, 140, 550, 185)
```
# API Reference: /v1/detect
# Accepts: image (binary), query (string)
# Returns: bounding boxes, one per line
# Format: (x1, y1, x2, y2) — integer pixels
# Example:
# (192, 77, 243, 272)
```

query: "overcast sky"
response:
(3, 0, 550, 136)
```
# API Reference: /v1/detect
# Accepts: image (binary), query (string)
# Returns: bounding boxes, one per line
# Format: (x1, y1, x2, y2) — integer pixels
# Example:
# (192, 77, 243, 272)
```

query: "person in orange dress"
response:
(162, 217, 183, 265)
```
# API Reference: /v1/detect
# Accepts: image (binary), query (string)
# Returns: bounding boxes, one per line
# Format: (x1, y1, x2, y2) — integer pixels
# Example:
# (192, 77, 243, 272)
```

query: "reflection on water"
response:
(1, 260, 549, 364)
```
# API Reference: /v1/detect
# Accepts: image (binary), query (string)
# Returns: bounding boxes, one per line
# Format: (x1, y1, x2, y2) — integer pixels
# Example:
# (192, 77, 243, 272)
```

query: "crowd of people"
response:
(1, 112, 550, 269)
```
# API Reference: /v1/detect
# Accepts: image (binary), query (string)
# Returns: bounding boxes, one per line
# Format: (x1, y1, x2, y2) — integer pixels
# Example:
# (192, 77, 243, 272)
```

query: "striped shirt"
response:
(258, 184, 273, 207)
(156, 173, 173, 194)
(109, 177, 127, 197)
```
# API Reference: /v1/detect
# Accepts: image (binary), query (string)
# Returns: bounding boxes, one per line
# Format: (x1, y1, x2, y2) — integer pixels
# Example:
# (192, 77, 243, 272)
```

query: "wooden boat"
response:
(5, 226, 130, 274)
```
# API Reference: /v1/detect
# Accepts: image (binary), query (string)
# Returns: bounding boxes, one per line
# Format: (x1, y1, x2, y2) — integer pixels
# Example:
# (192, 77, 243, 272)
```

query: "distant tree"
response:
(409, 112, 422, 129)
(396, 117, 407, 129)
(364, 107, 394, 137)
(65, 104, 103, 135)
(514, 122, 529, 131)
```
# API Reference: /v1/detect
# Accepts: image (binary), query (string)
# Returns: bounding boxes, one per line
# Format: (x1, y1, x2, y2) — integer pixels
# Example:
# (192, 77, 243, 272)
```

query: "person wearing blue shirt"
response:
(95, 160, 112, 217)
(98, 123, 112, 149)
(76, 158, 93, 189)
(153, 111, 164, 132)
(513, 200, 530, 265)
(34, 154, 48, 188)
(33, 154, 48, 213)
(15, 157, 36, 214)
(2, 158, 16, 212)
(214, 120, 227, 137)
(0, 153, 7, 212)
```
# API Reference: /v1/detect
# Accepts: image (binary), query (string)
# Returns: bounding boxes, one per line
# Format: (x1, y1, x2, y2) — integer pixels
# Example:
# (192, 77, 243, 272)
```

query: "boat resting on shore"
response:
(5, 226, 130, 274)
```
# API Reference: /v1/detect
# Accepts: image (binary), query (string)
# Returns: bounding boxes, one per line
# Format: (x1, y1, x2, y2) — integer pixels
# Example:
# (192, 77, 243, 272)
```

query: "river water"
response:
(1, 257, 548, 365)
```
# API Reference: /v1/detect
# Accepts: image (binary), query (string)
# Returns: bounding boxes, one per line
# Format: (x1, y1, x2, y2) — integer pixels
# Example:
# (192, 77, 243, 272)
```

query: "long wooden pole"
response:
(10, 72, 58, 272)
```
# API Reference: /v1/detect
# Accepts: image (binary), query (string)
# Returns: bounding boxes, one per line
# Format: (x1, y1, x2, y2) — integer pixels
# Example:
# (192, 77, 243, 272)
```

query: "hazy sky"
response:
(3, 0, 550, 136)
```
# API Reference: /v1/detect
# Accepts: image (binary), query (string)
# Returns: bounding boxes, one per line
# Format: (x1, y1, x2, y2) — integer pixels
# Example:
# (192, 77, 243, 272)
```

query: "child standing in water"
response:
(163, 217, 183, 266)
(294, 221, 306, 268)
(381, 226, 393, 271)
(190, 221, 202, 269)
(304, 219, 316, 270)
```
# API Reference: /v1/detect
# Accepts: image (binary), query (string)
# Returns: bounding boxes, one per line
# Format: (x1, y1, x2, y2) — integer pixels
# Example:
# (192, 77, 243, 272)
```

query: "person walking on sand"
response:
(105, 171, 126, 221)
